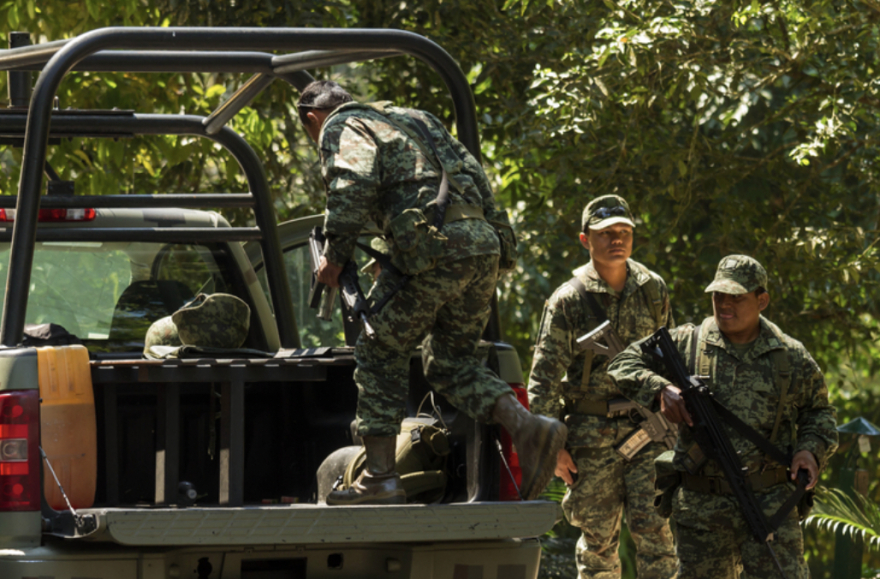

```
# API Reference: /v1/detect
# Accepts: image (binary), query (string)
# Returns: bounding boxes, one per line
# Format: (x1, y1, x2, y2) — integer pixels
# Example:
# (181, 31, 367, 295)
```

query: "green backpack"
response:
(343, 416, 451, 504)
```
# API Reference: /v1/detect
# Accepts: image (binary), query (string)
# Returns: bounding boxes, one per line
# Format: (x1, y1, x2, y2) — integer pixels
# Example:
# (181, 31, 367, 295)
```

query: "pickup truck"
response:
(0, 27, 558, 579)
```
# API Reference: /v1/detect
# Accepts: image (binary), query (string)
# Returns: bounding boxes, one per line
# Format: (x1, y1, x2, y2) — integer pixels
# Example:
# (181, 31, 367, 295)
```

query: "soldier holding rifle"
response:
(299, 80, 567, 506)
(608, 255, 838, 578)
(527, 195, 677, 578)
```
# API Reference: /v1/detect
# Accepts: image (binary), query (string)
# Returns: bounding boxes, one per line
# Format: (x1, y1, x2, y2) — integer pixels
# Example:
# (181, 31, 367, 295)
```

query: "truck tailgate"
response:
(79, 501, 560, 546)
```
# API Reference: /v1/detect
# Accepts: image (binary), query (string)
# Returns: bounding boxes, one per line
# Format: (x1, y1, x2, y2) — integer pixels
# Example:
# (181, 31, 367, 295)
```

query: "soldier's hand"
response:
(659, 384, 693, 427)
(556, 448, 578, 486)
(317, 256, 343, 288)
(791, 450, 820, 490)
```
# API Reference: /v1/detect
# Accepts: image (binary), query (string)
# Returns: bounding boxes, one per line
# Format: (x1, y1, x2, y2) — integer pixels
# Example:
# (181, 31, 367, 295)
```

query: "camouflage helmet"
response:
(143, 293, 250, 356)
(173, 293, 251, 348)
(704, 255, 768, 295)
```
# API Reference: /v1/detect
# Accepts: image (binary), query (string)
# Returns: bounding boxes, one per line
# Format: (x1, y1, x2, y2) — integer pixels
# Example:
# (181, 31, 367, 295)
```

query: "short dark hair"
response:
(755, 287, 766, 296)
(296, 80, 353, 125)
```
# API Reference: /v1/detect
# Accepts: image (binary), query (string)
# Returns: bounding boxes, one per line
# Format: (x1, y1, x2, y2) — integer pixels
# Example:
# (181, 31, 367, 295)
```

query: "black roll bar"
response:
(0, 27, 490, 346)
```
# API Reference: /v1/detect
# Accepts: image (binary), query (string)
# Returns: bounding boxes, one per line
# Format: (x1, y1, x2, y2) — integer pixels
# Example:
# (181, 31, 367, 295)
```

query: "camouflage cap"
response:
(360, 237, 391, 274)
(704, 255, 768, 295)
(582, 195, 636, 231)
(172, 293, 251, 348)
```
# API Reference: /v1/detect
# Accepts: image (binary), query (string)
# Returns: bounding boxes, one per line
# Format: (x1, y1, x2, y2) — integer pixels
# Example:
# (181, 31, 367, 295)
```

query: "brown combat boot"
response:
(326, 436, 406, 506)
(492, 393, 568, 500)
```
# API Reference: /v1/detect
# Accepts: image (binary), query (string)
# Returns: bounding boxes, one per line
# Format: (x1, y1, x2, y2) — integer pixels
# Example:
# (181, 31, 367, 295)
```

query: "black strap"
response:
(407, 116, 451, 230)
(568, 276, 608, 323)
(689, 323, 809, 531)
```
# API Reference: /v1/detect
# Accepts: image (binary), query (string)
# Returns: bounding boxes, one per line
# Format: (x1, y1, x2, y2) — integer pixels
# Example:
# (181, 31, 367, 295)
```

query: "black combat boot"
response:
(492, 393, 568, 500)
(326, 436, 406, 506)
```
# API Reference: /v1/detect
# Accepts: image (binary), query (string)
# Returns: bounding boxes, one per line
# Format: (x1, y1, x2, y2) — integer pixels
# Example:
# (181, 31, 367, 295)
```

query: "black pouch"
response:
(653, 450, 681, 519)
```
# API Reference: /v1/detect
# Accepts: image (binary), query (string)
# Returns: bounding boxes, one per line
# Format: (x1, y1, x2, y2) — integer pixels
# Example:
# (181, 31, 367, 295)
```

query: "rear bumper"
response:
(0, 536, 544, 579)
(84, 500, 560, 546)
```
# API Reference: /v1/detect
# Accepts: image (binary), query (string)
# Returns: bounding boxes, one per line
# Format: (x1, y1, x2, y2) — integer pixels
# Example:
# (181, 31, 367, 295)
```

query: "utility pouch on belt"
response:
(653, 450, 681, 518)
(489, 212, 518, 274)
(388, 208, 447, 276)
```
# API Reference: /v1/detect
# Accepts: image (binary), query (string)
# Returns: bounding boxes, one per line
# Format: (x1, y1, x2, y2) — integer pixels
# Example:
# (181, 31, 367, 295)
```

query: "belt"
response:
(566, 398, 626, 418)
(681, 467, 790, 495)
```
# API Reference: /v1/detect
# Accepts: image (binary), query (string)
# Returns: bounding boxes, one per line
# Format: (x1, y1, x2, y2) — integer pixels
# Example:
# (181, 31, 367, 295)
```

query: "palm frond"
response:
(805, 486, 880, 549)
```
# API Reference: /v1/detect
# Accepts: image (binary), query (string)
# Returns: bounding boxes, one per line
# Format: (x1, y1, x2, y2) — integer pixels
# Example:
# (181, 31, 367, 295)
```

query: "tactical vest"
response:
(570, 262, 665, 392)
(691, 317, 793, 449)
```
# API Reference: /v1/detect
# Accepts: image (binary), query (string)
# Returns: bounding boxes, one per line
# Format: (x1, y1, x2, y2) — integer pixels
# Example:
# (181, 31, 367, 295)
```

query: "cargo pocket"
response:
(389, 208, 447, 276)
(653, 450, 681, 519)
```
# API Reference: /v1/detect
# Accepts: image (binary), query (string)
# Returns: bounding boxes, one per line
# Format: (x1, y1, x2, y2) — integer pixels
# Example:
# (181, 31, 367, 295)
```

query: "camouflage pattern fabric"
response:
(172, 293, 250, 349)
(671, 484, 807, 578)
(705, 254, 768, 295)
(528, 260, 674, 421)
(527, 259, 677, 579)
(565, 442, 675, 578)
(315, 101, 514, 436)
(317, 102, 504, 268)
(354, 254, 512, 436)
(607, 317, 838, 577)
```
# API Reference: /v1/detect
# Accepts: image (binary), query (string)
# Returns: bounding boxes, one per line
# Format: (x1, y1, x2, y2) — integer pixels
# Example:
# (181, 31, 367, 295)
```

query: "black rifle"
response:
(308, 227, 375, 338)
(640, 326, 810, 579)
(308, 227, 337, 321)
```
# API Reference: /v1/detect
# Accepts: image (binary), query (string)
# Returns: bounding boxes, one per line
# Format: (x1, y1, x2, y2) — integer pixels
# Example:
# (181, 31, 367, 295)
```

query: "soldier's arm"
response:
(320, 117, 381, 267)
(792, 350, 839, 470)
(607, 325, 693, 409)
(527, 293, 576, 421)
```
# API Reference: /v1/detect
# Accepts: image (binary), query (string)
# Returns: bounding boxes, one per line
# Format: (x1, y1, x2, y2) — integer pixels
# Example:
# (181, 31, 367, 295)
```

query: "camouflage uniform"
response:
(318, 102, 514, 436)
(528, 258, 677, 579)
(607, 257, 838, 579)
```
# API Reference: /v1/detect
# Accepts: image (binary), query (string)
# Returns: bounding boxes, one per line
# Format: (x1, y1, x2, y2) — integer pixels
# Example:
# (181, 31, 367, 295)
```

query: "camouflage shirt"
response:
(527, 259, 674, 421)
(607, 316, 838, 471)
(317, 102, 503, 267)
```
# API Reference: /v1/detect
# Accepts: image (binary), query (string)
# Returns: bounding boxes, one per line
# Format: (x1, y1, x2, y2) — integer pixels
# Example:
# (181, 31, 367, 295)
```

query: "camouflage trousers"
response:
(562, 416, 677, 579)
(671, 483, 807, 578)
(354, 254, 512, 437)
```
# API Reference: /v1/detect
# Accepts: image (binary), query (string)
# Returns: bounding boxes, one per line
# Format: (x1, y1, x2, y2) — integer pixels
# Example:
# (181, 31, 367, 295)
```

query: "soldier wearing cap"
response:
(527, 194, 677, 578)
(607, 255, 838, 578)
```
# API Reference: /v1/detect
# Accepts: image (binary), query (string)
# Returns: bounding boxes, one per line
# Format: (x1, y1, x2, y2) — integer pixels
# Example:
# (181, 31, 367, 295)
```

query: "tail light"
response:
(0, 208, 96, 222)
(0, 390, 40, 511)
(499, 383, 527, 501)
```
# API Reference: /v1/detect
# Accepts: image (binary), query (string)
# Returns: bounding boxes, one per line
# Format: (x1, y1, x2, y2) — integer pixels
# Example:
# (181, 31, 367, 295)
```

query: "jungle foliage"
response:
(3, 1, 880, 577)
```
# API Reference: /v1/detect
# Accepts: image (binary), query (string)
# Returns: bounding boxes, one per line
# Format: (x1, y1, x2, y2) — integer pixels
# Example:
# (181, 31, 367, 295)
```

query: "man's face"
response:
(580, 223, 633, 266)
(712, 290, 769, 342)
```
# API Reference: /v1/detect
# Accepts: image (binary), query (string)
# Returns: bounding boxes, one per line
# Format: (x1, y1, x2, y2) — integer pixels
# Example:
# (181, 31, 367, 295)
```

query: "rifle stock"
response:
(576, 320, 625, 358)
